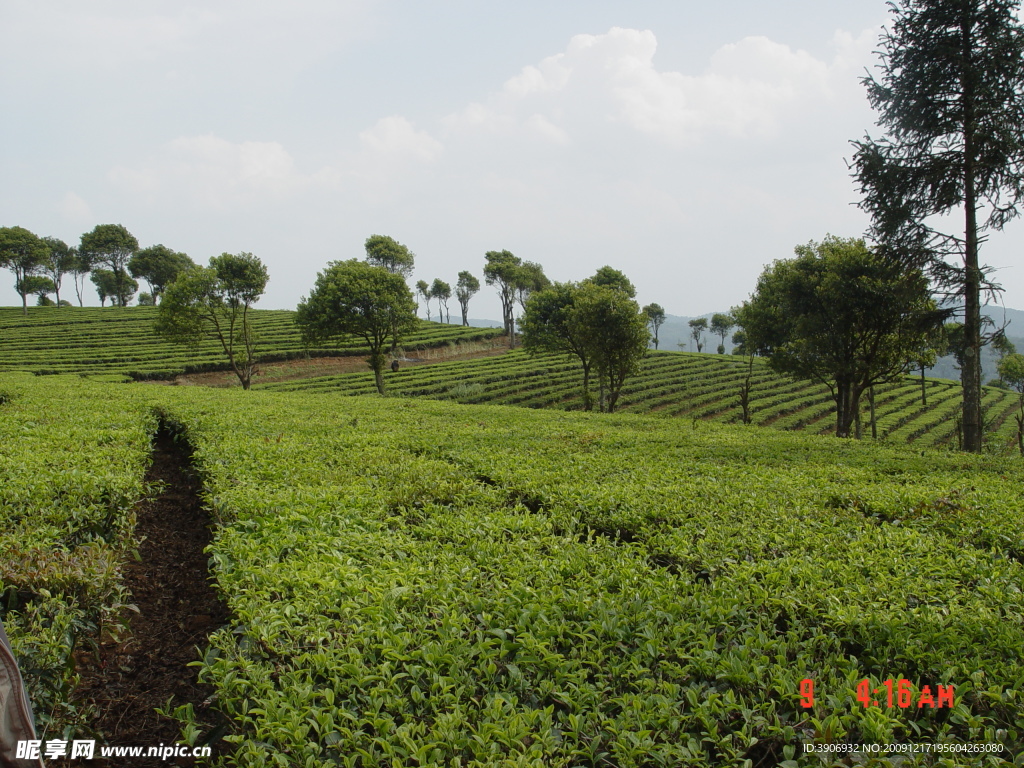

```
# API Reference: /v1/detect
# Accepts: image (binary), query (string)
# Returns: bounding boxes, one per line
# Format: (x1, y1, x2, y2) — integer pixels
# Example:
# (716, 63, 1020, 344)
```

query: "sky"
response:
(2, 0, 1022, 319)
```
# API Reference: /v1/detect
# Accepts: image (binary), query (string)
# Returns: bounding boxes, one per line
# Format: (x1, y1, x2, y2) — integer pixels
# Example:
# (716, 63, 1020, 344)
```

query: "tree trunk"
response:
(960, 15, 983, 453)
(373, 366, 386, 395)
(461, 305, 468, 326)
(581, 363, 593, 411)
(920, 366, 927, 405)
(869, 386, 877, 440)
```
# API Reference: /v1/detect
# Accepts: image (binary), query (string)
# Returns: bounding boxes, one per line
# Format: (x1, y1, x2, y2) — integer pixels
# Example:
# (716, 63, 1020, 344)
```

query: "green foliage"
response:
(588, 265, 635, 298)
(521, 281, 647, 413)
(0, 226, 49, 315)
(430, 278, 451, 323)
(850, 0, 1024, 452)
(146, 384, 1024, 764)
(484, 250, 522, 338)
(129, 245, 194, 301)
(736, 236, 944, 437)
(643, 303, 666, 350)
(40, 236, 78, 307)
(364, 234, 415, 277)
(16, 275, 55, 305)
(456, 271, 480, 326)
(296, 259, 417, 394)
(687, 317, 708, 353)
(710, 313, 734, 353)
(90, 268, 136, 307)
(155, 253, 269, 390)
(0, 307, 500, 380)
(997, 353, 1024, 394)
(4, 374, 1024, 762)
(0, 376, 154, 738)
(79, 224, 139, 308)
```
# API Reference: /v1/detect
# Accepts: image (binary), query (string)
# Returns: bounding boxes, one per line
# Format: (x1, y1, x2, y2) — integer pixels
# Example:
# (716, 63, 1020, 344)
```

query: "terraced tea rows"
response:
(3, 375, 1023, 765)
(155, 386, 1024, 765)
(263, 349, 1024, 449)
(0, 306, 501, 379)
(0, 374, 155, 736)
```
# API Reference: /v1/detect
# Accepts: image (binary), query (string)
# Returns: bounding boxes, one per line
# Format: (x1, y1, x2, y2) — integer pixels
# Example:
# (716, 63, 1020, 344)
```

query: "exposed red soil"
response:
(165, 335, 511, 388)
(68, 431, 230, 766)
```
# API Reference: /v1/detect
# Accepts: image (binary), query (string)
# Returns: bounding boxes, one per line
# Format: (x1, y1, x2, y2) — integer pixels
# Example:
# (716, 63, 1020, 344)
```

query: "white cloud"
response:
(108, 134, 334, 209)
(445, 26, 874, 148)
(359, 117, 443, 163)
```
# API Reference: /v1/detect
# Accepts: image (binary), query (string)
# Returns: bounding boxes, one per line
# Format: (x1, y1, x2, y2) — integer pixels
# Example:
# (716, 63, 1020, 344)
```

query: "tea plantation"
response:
(0, 306, 501, 379)
(262, 349, 1024, 451)
(1, 373, 1022, 766)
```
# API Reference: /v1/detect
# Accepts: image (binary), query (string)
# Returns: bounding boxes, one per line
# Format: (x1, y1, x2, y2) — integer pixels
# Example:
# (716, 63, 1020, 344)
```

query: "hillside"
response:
(0, 306, 502, 379)
(262, 348, 1024, 451)
(3, 374, 1022, 764)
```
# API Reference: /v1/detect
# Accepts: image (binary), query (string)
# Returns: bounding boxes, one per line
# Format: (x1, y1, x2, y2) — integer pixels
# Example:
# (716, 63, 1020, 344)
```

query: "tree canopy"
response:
(79, 224, 139, 307)
(735, 235, 945, 438)
(522, 277, 647, 412)
(430, 278, 451, 323)
(364, 234, 415, 277)
(710, 313, 735, 354)
(455, 271, 480, 326)
(850, 0, 1024, 451)
(643, 303, 666, 350)
(0, 226, 49, 315)
(484, 250, 522, 342)
(296, 259, 417, 395)
(156, 252, 268, 389)
(40, 237, 78, 308)
(129, 245, 194, 301)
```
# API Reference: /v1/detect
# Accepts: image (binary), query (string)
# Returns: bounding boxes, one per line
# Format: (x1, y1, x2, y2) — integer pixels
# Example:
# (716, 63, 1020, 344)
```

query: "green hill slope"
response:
(263, 348, 1023, 450)
(0, 306, 501, 379)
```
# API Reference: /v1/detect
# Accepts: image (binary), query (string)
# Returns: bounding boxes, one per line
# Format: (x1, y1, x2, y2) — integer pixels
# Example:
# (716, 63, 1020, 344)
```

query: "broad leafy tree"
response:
(735, 236, 945, 438)
(455, 271, 480, 326)
(415, 279, 431, 319)
(710, 313, 735, 354)
(41, 237, 78, 308)
(18, 275, 56, 308)
(90, 269, 112, 307)
(365, 234, 415, 277)
(129, 245, 194, 301)
(296, 260, 417, 395)
(688, 318, 708, 353)
(430, 278, 452, 323)
(522, 282, 596, 409)
(522, 278, 648, 412)
(79, 224, 139, 307)
(484, 250, 522, 343)
(590, 266, 636, 297)
(572, 281, 648, 412)
(850, 0, 1024, 451)
(0, 226, 48, 315)
(643, 303, 666, 349)
(997, 352, 1024, 453)
(156, 253, 269, 390)
(514, 261, 549, 313)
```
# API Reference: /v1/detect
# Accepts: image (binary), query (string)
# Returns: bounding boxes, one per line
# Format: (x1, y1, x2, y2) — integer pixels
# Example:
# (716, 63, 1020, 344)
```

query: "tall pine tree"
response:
(850, 0, 1024, 452)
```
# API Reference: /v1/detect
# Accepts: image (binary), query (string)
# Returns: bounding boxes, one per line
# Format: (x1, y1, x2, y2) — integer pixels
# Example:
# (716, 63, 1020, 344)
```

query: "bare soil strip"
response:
(166, 335, 511, 388)
(70, 429, 230, 766)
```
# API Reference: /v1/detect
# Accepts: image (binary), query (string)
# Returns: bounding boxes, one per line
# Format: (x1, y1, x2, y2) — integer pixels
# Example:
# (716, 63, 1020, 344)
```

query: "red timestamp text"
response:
(799, 678, 955, 709)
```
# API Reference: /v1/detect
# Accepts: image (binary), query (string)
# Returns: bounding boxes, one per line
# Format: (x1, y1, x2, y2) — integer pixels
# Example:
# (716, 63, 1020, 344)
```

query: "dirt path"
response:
(70, 430, 230, 766)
